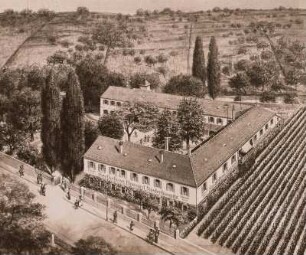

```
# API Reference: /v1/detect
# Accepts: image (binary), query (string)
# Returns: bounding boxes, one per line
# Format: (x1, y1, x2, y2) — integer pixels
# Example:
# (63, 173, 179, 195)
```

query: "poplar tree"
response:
(207, 36, 221, 99)
(192, 36, 206, 84)
(61, 70, 85, 180)
(41, 69, 61, 172)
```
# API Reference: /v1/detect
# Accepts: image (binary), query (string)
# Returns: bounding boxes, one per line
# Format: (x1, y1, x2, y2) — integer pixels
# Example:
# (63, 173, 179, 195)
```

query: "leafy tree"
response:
(47, 50, 69, 64)
(0, 174, 50, 254)
(41, 69, 61, 171)
(234, 59, 251, 71)
(177, 98, 205, 150)
(107, 72, 126, 87)
(156, 53, 168, 64)
(7, 88, 41, 141)
(76, 7, 90, 17)
(144, 55, 157, 67)
(160, 206, 184, 229)
(0, 69, 21, 97)
(98, 113, 124, 140)
(152, 110, 182, 151)
(259, 92, 276, 103)
(92, 21, 130, 65)
(85, 121, 99, 151)
(17, 145, 41, 166)
(164, 75, 206, 97)
(119, 102, 159, 142)
(0, 122, 26, 154)
(0, 94, 9, 121)
(130, 72, 160, 90)
(192, 36, 206, 83)
(61, 70, 85, 180)
(72, 236, 116, 255)
(283, 93, 298, 104)
(207, 36, 221, 99)
(229, 72, 250, 94)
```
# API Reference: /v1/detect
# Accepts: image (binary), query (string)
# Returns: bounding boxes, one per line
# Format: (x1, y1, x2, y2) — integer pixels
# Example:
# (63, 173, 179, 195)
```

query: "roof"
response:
(84, 136, 196, 187)
(84, 106, 276, 188)
(190, 106, 276, 186)
(101, 86, 250, 119)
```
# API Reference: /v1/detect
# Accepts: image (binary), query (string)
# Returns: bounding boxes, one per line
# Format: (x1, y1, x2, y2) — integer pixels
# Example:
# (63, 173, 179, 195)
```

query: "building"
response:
(100, 86, 250, 129)
(84, 107, 279, 208)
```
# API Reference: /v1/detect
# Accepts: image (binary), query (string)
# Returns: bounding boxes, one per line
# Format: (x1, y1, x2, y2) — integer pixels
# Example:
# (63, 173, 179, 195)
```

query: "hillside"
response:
(196, 106, 306, 255)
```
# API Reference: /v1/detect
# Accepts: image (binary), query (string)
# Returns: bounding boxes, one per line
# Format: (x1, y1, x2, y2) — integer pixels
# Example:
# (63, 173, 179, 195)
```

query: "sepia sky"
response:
(0, 0, 304, 14)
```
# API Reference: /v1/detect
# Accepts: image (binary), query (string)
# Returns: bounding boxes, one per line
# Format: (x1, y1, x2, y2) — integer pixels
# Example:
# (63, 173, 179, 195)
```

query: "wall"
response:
(83, 158, 197, 206)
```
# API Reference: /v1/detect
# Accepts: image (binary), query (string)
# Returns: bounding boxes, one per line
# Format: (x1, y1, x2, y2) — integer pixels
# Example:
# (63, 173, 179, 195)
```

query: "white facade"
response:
(83, 158, 197, 205)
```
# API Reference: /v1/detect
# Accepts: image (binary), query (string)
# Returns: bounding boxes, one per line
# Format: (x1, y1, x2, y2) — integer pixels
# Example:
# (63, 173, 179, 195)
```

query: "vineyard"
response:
(197, 106, 306, 255)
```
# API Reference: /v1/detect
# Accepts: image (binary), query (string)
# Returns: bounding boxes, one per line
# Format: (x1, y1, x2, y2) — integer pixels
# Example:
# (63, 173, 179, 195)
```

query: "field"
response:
(5, 9, 306, 89)
(196, 106, 306, 255)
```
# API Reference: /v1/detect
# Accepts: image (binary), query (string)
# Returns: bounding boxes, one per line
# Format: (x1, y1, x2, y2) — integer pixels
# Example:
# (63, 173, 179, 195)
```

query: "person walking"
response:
(74, 198, 80, 209)
(37, 173, 42, 184)
(67, 189, 71, 200)
(19, 165, 24, 177)
(129, 220, 135, 231)
(154, 227, 160, 243)
(113, 210, 118, 224)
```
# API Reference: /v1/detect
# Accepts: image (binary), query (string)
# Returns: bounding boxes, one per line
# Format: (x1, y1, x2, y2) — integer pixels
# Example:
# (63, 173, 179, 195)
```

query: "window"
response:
(88, 161, 95, 170)
(231, 155, 236, 164)
(217, 118, 223, 125)
(223, 163, 228, 172)
(154, 179, 161, 188)
(265, 124, 269, 130)
(117, 102, 122, 107)
(260, 129, 264, 135)
(111, 101, 115, 106)
(212, 173, 217, 182)
(131, 173, 138, 182)
(209, 116, 215, 123)
(104, 100, 109, 105)
(250, 139, 253, 146)
(271, 119, 274, 125)
(120, 170, 126, 178)
(166, 183, 174, 192)
(98, 164, 106, 173)
(103, 110, 108, 114)
(202, 182, 207, 194)
(181, 186, 189, 196)
(143, 176, 150, 185)
(110, 167, 116, 175)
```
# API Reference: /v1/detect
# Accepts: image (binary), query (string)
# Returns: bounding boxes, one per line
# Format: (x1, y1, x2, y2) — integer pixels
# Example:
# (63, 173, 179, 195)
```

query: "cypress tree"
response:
(207, 36, 221, 99)
(61, 70, 85, 180)
(192, 36, 206, 84)
(41, 69, 61, 172)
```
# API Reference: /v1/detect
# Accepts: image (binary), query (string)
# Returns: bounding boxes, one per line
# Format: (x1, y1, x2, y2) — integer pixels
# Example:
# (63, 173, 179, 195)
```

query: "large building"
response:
(84, 106, 280, 208)
(100, 86, 250, 129)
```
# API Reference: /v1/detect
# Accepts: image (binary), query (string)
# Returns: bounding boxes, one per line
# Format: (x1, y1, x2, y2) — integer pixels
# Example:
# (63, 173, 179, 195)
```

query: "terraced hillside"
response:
(197, 106, 306, 255)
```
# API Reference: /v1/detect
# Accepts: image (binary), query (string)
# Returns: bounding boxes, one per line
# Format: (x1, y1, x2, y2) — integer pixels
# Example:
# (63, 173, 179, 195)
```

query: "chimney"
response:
(165, 137, 170, 151)
(119, 141, 123, 154)
(159, 150, 164, 163)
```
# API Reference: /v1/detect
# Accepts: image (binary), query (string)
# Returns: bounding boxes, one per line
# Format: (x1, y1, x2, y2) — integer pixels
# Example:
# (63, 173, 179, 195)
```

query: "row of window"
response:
(87, 161, 190, 196)
(249, 120, 273, 146)
(201, 154, 237, 194)
(207, 116, 225, 125)
(103, 99, 122, 107)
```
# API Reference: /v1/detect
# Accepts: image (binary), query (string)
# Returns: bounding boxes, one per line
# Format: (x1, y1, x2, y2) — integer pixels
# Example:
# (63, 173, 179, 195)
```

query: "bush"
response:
(169, 50, 179, 57)
(139, 49, 146, 55)
(59, 39, 72, 48)
(98, 45, 105, 51)
(144, 55, 157, 66)
(222, 66, 230, 76)
(157, 53, 168, 63)
(134, 56, 142, 64)
(17, 145, 41, 167)
(238, 47, 248, 55)
(259, 92, 276, 103)
(47, 35, 57, 45)
(261, 50, 273, 60)
(283, 93, 298, 104)
(75, 44, 83, 51)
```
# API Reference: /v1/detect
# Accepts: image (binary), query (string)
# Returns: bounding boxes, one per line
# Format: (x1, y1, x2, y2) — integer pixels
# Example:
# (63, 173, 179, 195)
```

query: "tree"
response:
(130, 72, 160, 90)
(192, 36, 206, 84)
(164, 75, 206, 97)
(0, 122, 26, 154)
(92, 21, 130, 65)
(160, 206, 184, 229)
(7, 88, 41, 141)
(47, 50, 69, 64)
(85, 121, 99, 151)
(98, 113, 124, 140)
(144, 55, 157, 67)
(207, 36, 221, 99)
(76, 7, 90, 17)
(229, 72, 250, 94)
(119, 102, 159, 142)
(61, 70, 85, 180)
(72, 236, 116, 255)
(259, 92, 276, 103)
(0, 174, 50, 254)
(0, 94, 9, 121)
(0, 69, 21, 97)
(152, 110, 182, 152)
(177, 98, 205, 150)
(41, 69, 61, 172)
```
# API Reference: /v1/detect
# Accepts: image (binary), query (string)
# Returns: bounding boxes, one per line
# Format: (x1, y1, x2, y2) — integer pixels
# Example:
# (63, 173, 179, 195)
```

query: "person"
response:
(67, 189, 71, 200)
(74, 198, 79, 209)
(129, 220, 134, 231)
(19, 165, 24, 177)
(41, 183, 46, 196)
(146, 229, 155, 244)
(37, 173, 42, 184)
(154, 227, 160, 243)
(113, 210, 118, 224)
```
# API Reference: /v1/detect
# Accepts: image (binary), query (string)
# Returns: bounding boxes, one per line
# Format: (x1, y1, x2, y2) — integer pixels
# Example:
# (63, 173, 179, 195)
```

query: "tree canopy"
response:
(72, 236, 116, 255)
(98, 113, 124, 140)
(192, 36, 206, 83)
